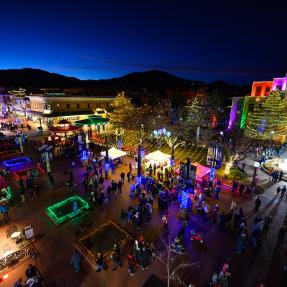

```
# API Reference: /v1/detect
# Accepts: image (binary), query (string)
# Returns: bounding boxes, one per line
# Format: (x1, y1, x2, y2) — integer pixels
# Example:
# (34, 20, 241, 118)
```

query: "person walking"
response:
(276, 186, 281, 195)
(71, 249, 81, 273)
(47, 173, 55, 189)
(281, 185, 287, 197)
(107, 185, 112, 200)
(254, 196, 262, 212)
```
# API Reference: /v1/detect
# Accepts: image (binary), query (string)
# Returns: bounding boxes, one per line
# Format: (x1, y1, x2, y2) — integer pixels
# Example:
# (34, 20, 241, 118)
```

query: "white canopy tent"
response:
(101, 147, 127, 160)
(144, 150, 171, 165)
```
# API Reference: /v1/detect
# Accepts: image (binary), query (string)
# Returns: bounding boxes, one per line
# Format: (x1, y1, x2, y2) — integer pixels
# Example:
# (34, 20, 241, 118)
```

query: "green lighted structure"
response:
(46, 196, 90, 225)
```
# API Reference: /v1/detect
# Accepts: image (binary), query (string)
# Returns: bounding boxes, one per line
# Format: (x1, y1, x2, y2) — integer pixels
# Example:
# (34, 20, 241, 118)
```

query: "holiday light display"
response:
(245, 91, 287, 141)
(46, 196, 90, 225)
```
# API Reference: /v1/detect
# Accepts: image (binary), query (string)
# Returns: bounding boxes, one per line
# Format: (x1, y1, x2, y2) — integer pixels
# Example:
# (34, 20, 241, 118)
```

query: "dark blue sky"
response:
(0, 0, 286, 83)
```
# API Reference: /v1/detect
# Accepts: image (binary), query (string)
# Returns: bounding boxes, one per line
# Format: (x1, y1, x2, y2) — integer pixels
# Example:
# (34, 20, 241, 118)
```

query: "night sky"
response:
(0, 0, 286, 83)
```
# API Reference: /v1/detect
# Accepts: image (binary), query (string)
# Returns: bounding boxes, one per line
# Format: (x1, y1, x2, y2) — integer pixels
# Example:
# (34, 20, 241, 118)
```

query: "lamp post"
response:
(252, 161, 260, 187)
(219, 131, 224, 144)
(137, 124, 144, 178)
(105, 136, 109, 179)
(209, 144, 219, 181)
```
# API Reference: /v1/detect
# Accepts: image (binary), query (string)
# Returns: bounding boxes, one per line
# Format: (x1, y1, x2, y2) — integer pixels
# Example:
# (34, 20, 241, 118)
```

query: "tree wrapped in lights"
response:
(185, 97, 204, 142)
(109, 91, 135, 131)
(245, 91, 287, 141)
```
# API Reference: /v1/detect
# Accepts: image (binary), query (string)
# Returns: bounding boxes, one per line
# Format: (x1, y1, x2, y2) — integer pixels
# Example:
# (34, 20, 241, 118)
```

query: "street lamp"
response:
(137, 124, 144, 178)
(104, 136, 110, 179)
(251, 161, 260, 187)
(219, 131, 224, 144)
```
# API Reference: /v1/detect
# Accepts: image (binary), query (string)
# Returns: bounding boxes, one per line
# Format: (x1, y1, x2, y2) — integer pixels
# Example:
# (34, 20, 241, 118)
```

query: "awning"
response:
(75, 116, 109, 126)
(192, 162, 211, 179)
(101, 147, 127, 160)
(145, 150, 171, 162)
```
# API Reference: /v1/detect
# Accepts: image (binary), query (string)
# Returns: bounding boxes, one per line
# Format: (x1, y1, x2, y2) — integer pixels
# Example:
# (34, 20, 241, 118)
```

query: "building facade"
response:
(229, 74, 287, 131)
(251, 75, 287, 97)
(27, 92, 114, 125)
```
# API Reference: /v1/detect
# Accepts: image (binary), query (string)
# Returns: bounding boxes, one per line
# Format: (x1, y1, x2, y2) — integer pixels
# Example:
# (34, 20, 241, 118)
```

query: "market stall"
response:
(100, 147, 127, 160)
(144, 150, 171, 168)
(48, 119, 79, 142)
(192, 162, 211, 181)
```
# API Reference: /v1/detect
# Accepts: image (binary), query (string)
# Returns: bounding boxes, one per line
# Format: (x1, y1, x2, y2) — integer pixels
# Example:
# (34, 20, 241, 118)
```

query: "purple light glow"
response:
(228, 98, 238, 131)
(272, 76, 287, 91)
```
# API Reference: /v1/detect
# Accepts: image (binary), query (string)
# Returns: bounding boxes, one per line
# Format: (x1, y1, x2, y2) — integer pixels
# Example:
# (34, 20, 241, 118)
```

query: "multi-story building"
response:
(27, 91, 114, 126)
(228, 74, 287, 131)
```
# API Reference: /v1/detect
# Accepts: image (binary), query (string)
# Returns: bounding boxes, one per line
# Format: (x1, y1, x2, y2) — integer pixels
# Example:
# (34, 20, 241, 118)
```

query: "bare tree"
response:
(155, 236, 197, 287)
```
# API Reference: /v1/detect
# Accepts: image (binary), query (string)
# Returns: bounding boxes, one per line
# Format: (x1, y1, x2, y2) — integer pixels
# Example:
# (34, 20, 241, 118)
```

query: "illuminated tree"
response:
(185, 97, 204, 142)
(156, 236, 196, 287)
(109, 91, 135, 131)
(245, 91, 287, 142)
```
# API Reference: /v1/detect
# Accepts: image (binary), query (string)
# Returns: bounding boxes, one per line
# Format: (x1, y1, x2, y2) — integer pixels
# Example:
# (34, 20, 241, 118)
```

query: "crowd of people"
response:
(1, 127, 286, 287)
(14, 264, 42, 287)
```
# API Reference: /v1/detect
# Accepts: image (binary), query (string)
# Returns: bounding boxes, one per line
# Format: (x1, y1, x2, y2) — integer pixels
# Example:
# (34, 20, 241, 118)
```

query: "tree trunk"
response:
(196, 126, 200, 143)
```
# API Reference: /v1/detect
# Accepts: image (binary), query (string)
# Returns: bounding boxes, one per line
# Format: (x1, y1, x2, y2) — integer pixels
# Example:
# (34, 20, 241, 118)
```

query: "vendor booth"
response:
(48, 119, 79, 142)
(100, 147, 127, 160)
(144, 150, 171, 167)
(192, 162, 211, 181)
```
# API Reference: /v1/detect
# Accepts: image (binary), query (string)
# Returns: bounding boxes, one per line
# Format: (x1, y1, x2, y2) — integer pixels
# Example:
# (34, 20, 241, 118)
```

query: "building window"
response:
(67, 104, 70, 110)
(256, 87, 261, 93)
(276, 85, 282, 91)
(77, 103, 80, 109)
(88, 103, 91, 109)
(266, 87, 270, 93)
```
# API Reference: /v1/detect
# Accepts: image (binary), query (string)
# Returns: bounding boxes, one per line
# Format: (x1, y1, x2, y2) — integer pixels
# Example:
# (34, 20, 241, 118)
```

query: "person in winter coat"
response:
(71, 249, 81, 272)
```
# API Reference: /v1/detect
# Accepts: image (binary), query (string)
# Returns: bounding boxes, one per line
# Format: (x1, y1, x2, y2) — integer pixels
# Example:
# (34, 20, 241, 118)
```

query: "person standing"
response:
(96, 253, 106, 272)
(71, 249, 81, 273)
(276, 186, 281, 195)
(127, 253, 136, 276)
(162, 213, 168, 233)
(111, 243, 122, 270)
(14, 278, 23, 287)
(118, 180, 122, 194)
(120, 172, 125, 183)
(129, 163, 132, 173)
(25, 264, 38, 279)
(127, 171, 131, 183)
(99, 176, 104, 190)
